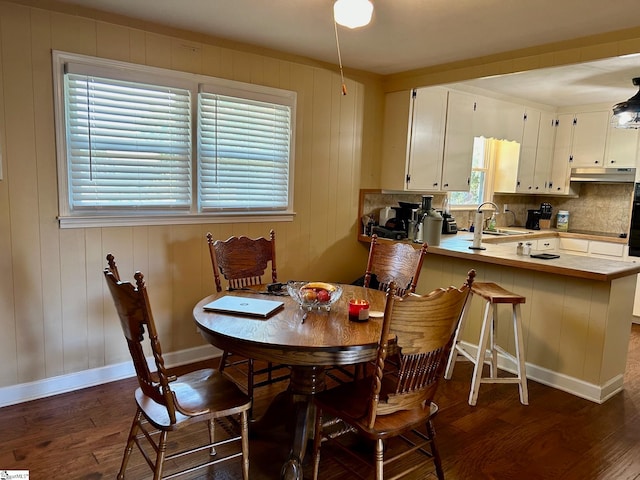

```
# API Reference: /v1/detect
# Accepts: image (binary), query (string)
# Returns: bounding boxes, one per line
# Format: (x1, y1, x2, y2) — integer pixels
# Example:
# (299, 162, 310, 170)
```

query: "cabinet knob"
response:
(443, 183, 449, 187)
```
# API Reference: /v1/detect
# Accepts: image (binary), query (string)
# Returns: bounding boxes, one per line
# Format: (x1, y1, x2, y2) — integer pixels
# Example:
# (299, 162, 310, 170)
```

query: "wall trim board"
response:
(0, 345, 220, 408)
(454, 340, 623, 404)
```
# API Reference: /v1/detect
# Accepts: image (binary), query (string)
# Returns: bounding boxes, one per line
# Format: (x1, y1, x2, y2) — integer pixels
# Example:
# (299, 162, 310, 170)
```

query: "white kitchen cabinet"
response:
(380, 90, 412, 191)
(567, 110, 610, 167)
(549, 113, 572, 194)
(512, 109, 557, 194)
(588, 240, 625, 258)
(441, 90, 475, 191)
(536, 237, 557, 251)
(380, 87, 495, 193)
(604, 123, 639, 168)
(532, 111, 557, 193)
(511, 108, 539, 193)
(550, 110, 610, 192)
(406, 88, 448, 190)
(380, 88, 448, 191)
(558, 236, 589, 255)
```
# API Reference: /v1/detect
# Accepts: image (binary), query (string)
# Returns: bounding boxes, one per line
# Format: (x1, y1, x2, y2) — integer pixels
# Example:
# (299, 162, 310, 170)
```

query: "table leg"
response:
(279, 365, 326, 480)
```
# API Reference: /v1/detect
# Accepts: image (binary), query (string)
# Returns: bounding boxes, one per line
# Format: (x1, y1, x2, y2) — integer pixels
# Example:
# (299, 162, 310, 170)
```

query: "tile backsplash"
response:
(362, 183, 634, 235)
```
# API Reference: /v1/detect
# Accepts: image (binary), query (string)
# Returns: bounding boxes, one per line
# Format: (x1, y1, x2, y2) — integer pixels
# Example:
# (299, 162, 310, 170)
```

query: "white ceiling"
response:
(57, 0, 640, 107)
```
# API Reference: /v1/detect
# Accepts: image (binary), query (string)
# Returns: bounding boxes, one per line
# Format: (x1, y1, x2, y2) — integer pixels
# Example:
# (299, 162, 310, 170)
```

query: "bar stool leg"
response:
(444, 292, 473, 380)
(489, 311, 498, 378)
(512, 304, 529, 405)
(469, 302, 494, 406)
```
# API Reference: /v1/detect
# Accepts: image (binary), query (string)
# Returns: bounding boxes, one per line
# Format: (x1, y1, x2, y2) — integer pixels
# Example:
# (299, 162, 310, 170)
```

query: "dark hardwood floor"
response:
(2, 324, 640, 479)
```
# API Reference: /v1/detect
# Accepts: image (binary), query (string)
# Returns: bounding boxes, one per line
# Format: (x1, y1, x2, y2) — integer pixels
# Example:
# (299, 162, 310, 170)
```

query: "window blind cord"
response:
(214, 97, 218, 183)
(85, 78, 93, 181)
(333, 19, 347, 96)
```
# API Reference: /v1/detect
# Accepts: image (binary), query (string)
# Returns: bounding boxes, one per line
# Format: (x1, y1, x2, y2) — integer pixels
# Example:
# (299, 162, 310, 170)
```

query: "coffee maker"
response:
(525, 209, 541, 230)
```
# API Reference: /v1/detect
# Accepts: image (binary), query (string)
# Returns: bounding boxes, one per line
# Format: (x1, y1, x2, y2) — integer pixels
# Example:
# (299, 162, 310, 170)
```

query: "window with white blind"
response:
(198, 90, 291, 211)
(52, 51, 296, 228)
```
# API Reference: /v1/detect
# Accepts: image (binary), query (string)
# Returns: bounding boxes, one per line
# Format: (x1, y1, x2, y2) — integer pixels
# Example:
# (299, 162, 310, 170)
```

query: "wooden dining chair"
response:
(206, 231, 290, 402)
(104, 254, 251, 480)
(311, 270, 476, 480)
(328, 234, 429, 383)
(364, 234, 429, 296)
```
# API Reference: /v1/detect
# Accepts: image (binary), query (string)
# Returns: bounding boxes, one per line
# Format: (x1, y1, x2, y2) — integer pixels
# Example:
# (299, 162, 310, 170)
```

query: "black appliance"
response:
(391, 202, 420, 235)
(372, 225, 407, 240)
(441, 212, 457, 234)
(525, 209, 541, 230)
(629, 183, 640, 256)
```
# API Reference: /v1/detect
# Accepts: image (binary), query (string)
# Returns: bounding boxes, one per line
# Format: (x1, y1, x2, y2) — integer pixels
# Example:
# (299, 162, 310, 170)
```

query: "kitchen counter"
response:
(358, 229, 638, 403)
(359, 229, 640, 281)
(428, 231, 640, 281)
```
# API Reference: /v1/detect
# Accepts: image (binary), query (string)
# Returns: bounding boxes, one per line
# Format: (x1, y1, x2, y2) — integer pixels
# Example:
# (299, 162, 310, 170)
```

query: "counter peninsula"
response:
(359, 230, 640, 403)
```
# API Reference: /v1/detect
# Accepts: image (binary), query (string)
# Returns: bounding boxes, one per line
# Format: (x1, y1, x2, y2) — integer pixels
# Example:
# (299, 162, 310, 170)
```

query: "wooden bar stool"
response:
(444, 282, 528, 406)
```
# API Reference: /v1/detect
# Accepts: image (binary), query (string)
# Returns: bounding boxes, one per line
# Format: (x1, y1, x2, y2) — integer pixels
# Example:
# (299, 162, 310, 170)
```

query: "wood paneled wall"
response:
(0, 1, 384, 388)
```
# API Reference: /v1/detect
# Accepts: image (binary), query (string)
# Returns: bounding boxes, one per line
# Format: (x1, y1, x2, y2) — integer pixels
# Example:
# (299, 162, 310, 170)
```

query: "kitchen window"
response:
(52, 51, 296, 228)
(449, 136, 494, 207)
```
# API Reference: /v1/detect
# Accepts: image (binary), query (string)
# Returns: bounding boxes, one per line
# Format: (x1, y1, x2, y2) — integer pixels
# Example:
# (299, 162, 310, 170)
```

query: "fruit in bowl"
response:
(287, 281, 342, 311)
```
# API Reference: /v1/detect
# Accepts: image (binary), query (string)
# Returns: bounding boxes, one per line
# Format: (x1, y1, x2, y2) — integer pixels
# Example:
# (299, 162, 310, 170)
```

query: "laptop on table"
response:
(203, 295, 285, 318)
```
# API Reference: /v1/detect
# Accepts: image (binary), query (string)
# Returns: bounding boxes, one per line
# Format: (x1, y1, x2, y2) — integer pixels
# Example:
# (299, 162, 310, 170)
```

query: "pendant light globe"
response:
(611, 77, 640, 129)
(334, 0, 374, 29)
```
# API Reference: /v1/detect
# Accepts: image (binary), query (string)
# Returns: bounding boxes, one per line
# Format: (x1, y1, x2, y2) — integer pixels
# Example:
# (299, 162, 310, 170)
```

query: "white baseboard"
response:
(453, 340, 623, 404)
(0, 345, 221, 408)
(1, 339, 624, 408)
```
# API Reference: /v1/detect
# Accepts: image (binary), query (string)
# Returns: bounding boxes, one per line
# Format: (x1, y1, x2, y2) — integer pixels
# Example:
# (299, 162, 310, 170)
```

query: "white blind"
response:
(198, 93, 291, 211)
(64, 73, 192, 210)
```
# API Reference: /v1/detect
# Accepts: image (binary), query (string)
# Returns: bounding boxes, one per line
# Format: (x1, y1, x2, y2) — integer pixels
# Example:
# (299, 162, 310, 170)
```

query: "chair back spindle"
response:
(367, 270, 476, 426)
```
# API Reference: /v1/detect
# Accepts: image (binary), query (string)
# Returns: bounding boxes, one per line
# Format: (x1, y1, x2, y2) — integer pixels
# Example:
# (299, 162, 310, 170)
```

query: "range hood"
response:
(570, 167, 636, 183)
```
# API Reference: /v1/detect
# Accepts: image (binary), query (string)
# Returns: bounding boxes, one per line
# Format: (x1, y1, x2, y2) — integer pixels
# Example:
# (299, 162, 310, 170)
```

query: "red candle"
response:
(349, 299, 370, 321)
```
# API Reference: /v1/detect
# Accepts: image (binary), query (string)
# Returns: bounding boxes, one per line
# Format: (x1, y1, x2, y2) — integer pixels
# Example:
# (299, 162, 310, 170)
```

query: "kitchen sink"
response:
(482, 229, 531, 236)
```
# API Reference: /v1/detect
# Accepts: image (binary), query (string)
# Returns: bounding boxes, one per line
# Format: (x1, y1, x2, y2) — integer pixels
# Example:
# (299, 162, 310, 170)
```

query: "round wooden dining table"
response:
(193, 284, 387, 480)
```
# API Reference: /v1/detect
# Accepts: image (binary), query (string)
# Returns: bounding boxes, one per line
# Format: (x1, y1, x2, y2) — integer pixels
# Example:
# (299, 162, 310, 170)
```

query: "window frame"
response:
(52, 51, 296, 228)
(449, 136, 495, 209)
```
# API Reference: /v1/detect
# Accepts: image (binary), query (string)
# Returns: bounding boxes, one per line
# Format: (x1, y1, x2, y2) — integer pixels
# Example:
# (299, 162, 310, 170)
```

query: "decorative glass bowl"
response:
(287, 281, 343, 311)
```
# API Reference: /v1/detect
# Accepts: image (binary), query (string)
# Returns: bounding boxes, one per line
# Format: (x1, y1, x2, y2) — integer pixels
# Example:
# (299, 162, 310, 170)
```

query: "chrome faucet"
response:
(477, 202, 499, 230)
(477, 201, 498, 213)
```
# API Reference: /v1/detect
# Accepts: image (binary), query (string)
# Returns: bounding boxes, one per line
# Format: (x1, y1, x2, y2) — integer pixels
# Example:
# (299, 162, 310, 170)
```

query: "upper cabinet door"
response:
(406, 88, 448, 190)
(604, 123, 639, 168)
(550, 113, 573, 194)
(380, 90, 414, 191)
(516, 108, 541, 193)
(533, 111, 557, 192)
(569, 110, 609, 167)
(441, 90, 475, 191)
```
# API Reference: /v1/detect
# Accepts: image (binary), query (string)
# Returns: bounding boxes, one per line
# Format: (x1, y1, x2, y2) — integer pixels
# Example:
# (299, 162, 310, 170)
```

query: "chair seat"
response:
(136, 368, 252, 429)
(314, 377, 438, 440)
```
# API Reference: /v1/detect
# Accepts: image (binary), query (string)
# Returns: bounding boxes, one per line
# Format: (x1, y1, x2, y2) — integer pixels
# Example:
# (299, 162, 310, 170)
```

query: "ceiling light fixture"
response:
(333, 0, 374, 29)
(611, 77, 640, 129)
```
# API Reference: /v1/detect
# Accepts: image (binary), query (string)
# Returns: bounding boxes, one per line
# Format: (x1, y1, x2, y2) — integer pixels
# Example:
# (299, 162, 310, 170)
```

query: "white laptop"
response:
(203, 295, 284, 318)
